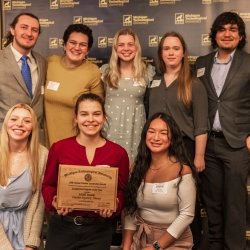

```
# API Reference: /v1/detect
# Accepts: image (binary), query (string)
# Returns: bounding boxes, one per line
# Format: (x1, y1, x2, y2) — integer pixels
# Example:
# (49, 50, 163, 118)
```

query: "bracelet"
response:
(152, 240, 161, 250)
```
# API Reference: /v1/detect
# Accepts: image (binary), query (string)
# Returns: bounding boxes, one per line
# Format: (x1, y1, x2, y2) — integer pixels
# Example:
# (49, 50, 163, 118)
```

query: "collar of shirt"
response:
(10, 44, 34, 64)
(213, 50, 235, 65)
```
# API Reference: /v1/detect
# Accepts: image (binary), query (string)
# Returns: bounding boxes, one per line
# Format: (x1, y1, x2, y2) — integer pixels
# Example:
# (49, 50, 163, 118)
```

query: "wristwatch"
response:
(153, 240, 161, 250)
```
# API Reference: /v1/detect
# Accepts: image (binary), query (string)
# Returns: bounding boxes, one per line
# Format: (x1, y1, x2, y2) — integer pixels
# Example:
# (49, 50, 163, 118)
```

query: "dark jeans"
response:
(45, 214, 112, 250)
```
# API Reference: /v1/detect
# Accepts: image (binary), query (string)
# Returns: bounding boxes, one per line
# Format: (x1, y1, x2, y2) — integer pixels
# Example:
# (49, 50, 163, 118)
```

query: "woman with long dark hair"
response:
(123, 113, 196, 250)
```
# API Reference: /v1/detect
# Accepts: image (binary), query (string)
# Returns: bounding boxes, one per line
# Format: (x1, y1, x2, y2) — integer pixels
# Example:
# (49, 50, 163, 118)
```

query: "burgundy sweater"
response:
(42, 136, 129, 217)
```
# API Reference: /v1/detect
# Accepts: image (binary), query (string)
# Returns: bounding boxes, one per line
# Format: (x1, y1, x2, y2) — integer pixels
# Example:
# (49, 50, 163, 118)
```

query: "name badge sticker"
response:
(152, 183, 168, 194)
(197, 67, 205, 77)
(41, 86, 44, 95)
(150, 80, 161, 88)
(47, 81, 60, 91)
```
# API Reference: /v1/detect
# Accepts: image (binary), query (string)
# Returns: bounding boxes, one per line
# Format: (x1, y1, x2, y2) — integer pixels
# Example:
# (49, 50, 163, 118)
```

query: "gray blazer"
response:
(0, 45, 46, 143)
(196, 49, 250, 148)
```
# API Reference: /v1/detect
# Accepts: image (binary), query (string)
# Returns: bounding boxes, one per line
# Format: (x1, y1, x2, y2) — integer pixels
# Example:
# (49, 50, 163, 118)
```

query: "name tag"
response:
(152, 183, 167, 194)
(47, 81, 60, 91)
(150, 80, 161, 88)
(41, 86, 44, 95)
(197, 67, 205, 77)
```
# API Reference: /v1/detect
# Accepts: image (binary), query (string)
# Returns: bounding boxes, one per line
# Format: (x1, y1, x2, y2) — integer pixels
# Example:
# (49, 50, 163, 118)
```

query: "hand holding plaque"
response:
(57, 165, 118, 211)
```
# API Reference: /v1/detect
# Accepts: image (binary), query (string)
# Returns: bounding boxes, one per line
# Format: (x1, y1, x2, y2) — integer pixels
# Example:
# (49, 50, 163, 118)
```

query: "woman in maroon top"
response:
(42, 93, 129, 250)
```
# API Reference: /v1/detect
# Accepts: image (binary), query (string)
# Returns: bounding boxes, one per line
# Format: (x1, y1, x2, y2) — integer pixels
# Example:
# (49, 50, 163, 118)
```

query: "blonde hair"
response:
(158, 31, 192, 107)
(103, 28, 147, 88)
(0, 103, 40, 192)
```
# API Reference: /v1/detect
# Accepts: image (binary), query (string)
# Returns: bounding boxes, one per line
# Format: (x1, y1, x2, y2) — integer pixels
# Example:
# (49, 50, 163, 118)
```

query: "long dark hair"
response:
(4, 13, 41, 47)
(210, 11, 246, 49)
(125, 112, 195, 215)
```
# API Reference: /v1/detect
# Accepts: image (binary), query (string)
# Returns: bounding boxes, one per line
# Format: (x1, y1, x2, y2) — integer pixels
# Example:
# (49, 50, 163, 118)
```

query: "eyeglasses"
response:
(68, 40, 88, 50)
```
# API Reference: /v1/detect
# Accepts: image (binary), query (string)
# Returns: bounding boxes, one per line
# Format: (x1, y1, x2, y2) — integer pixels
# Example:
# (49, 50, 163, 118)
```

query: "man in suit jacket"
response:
(0, 13, 46, 143)
(196, 12, 250, 250)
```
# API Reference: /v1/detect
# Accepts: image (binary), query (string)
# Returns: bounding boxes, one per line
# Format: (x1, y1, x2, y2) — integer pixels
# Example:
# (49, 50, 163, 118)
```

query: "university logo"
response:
(201, 34, 211, 46)
(149, 0, 159, 6)
(59, 39, 64, 47)
(73, 16, 82, 24)
(99, 0, 108, 7)
(3, 0, 11, 10)
(49, 38, 58, 49)
(175, 13, 184, 24)
(98, 37, 107, 48)
(202, 0, 212, 4)
(50, 0, 59, 9)
(123, 15, 132, 26)
(149, 35, 158, 47)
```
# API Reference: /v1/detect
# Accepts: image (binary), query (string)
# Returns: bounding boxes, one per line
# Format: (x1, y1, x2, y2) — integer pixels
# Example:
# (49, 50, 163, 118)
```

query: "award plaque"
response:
(57, 165, 118, 211)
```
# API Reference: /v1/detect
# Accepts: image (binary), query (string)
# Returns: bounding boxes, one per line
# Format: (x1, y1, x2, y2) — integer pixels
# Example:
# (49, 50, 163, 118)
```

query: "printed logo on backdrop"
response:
(123, 15, 132, 26)
(50, 0, 59, 9)
(188, 56, 199, 65)
(185, 14, 207, 23)
(175, 13, 207, 24)
(39, 18, 55, 28)
(99, 0, 108, 7)
(239, 13, 250, 22)
(3, 0, 11, 10)
(99, 0, 129, 7)
(149, 35, 159, 47)
(5, 0, 31, 10)
(98, 37, 107, 48)
(149, 0, 159, 6)
(123, 15, 154, 26)
(82, 17, 104, 26)
(202, 0, 212, 4)
(175, 13, 184, 24)
(60, 0, 79, 8)
(88, 57, 103, 66)
(50, 0, 79, 9)
(133, 15, 154, 25)
(73, 16, 82, 24)
(73, 16, 104, 26)
(59, 39, 64, 47)
(142, 57, 154, 64)
(98, 37, 114, 48)
(49, 38, 59, 49)
(201, 34, 211, 46)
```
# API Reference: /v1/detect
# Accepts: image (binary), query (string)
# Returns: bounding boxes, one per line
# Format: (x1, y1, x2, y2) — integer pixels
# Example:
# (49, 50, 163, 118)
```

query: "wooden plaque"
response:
(57, 165, 118, 211)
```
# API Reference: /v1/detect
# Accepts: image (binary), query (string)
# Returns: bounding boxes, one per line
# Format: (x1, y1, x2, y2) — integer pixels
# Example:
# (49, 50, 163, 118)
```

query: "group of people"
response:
(0, 9, 249, 250)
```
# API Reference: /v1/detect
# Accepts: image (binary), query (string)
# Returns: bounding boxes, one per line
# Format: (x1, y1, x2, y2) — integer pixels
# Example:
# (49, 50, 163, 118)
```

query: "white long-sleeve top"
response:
(125, 174, 196, 239)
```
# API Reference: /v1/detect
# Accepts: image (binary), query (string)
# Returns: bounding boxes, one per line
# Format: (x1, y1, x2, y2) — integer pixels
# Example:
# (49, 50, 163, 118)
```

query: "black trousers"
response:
(45, 214, 112, 250)
(183, 136, 202, 250)
(201, 136, 250, 250)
